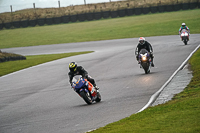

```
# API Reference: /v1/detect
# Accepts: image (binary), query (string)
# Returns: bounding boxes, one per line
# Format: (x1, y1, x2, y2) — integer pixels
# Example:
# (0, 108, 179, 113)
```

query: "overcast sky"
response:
(0, 0, 121, 13)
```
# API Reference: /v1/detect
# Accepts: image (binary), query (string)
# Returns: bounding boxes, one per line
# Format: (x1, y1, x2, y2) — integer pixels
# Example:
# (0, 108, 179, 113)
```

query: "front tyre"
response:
(95, 91, 101, 103)
(182, 37, 188, 45)
(142, 63, 150, 74)
(80, 91, 92, 105)
(184, 39, 187, 45)
(145, 69, 150, 74)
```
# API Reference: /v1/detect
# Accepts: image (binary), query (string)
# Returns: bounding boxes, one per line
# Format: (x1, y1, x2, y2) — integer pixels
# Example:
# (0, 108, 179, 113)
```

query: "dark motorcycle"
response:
(180, 29, 189, 45)
(138, 49, 152, 74)
(71, 75, 101, 105)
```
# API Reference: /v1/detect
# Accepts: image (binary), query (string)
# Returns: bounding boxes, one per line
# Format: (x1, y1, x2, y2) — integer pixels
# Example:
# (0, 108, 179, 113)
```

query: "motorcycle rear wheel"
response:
(80, 91, 92, 105)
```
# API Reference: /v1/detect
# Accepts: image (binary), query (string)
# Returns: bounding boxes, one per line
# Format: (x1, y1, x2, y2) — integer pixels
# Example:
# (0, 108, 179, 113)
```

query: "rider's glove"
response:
(136, 55, 139, 61)
(83, 74, 88, 79)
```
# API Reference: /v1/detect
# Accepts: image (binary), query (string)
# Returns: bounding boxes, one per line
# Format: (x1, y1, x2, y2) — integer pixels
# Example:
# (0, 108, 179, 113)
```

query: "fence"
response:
(0, 0, 118, 14)
(0, 2, 199, 30)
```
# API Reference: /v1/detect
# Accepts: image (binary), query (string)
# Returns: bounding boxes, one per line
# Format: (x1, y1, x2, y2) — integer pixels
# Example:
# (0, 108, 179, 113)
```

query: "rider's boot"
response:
(151, 59, 154, 67)
(151, 57, 154, 67)
(151, 62, 154, 67)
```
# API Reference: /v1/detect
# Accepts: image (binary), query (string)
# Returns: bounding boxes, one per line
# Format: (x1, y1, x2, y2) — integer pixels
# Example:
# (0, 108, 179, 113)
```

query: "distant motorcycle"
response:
(138, 49, 152, 74)
(180, 29, 189, 45)
(71, 75, 101, 105)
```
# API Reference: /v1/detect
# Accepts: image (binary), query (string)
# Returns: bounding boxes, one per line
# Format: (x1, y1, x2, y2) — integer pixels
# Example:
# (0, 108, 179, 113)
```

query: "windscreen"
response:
(181, 29, 187, 33)
(72, 75, 82, 84)
(139, 49, 148, 54)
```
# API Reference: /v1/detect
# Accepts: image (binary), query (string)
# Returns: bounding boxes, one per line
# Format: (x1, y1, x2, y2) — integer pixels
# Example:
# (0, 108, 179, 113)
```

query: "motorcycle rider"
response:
(179, 23, 190, 40)
(68, 62, 99, 90)
(135, 37, 154, 67)
(179, 23, 190, 34)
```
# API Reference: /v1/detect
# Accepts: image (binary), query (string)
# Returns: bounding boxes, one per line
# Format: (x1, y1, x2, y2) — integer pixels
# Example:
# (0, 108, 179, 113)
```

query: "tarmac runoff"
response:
(137, 44, 200, 113)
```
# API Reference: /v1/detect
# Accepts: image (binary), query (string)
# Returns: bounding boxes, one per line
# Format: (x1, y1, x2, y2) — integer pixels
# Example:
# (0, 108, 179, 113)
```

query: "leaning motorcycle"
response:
(71, 75, 101, 105)
(180, 29, 189, 45)
(138, 49, 152, 74)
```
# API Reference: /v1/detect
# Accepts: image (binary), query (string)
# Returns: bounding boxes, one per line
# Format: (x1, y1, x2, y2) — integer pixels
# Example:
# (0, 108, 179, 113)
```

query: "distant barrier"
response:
(0, 2, 199, 30)
(0, 52, 26, 63)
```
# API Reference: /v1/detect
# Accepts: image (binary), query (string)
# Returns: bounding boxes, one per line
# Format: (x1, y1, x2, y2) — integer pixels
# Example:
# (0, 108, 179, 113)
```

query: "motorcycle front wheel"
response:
(184, 40, 188, 45)
(80, 91, 92, 105)
(182, 37, 188, 45)
(95, 91, 101, 103)
(142, 63, 150, 74)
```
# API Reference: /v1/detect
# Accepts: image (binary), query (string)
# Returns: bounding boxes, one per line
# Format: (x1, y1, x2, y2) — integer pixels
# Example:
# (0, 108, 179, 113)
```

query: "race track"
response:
(0, 35, 200, 133)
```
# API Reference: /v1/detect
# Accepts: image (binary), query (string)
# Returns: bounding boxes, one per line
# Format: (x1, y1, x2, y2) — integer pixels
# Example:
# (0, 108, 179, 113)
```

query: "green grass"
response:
(90, 49, 200, 133)
(0, 9, 200, 49)
(0, 51, 93, 77)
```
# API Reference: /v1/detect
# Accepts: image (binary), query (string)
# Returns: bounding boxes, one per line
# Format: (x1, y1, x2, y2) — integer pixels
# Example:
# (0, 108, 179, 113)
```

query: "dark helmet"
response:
(69, 62, 77, 72)
(139, 37, 145, 45)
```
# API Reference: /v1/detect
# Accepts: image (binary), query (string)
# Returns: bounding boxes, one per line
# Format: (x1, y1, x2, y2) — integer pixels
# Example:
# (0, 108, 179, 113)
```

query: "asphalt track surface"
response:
(0, 35, 200, 133)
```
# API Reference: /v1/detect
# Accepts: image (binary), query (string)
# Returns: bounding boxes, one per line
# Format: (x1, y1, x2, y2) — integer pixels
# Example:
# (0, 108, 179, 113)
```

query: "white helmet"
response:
(139, 37, 145, 45)
(182, 23, 186, 27)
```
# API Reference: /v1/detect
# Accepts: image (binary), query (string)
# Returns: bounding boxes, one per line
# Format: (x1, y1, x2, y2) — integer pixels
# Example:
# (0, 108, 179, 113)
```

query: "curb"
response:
(137, 44, 200, 113)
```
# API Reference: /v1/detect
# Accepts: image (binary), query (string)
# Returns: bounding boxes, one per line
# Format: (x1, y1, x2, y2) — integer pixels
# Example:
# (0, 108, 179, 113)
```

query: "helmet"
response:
(69, 62, 77, 72)
(182, 23, 186, 27)
(139, 37, 145, 45)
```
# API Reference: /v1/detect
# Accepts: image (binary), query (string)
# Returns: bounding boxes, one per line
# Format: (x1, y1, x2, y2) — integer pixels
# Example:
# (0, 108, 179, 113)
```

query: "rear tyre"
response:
(80, 91, 92, 105)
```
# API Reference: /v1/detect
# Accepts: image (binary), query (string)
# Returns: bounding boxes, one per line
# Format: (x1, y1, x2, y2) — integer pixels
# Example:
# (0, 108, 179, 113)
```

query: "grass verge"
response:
(89, 49, 200, 133)
(0, 9, 200, 49)
(0, 51, 93, 77)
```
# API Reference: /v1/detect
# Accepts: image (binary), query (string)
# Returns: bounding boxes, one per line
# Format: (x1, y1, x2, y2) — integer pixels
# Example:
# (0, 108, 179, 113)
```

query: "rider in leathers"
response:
(68, 62, 99, 89)
(179, 22, 190, 40)
(135, 37, 154, 67)
(179, 22, 190, 35)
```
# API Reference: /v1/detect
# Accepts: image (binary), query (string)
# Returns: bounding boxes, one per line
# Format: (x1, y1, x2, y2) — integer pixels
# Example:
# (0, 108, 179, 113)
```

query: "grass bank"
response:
(90, 49, 200, 133)
(0, 51, 93, 77)
(0, 9, 200, 49)
(0, 51, 26, 62)
(0, 0, 191, 23)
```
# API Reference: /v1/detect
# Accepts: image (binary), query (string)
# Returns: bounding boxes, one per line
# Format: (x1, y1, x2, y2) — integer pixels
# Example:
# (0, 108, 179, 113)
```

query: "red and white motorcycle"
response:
(180, 29, 189, 45)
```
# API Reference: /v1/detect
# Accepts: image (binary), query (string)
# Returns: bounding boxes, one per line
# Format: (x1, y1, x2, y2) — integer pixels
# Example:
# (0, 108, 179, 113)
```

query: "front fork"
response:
(181, 36, 189, 41)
